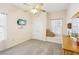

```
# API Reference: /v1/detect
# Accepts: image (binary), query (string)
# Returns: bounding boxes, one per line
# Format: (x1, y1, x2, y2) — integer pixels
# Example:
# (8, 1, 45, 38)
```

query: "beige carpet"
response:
(0, 39, 63, 55)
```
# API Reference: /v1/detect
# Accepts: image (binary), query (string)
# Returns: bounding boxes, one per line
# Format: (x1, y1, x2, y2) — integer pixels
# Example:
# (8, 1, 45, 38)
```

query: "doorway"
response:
(46, 19, 63, 44)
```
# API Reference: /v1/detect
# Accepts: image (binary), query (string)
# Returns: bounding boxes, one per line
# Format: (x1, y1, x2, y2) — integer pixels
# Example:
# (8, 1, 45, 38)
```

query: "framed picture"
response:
(67, 23, 72, 29)
(17, 19, 26, 25)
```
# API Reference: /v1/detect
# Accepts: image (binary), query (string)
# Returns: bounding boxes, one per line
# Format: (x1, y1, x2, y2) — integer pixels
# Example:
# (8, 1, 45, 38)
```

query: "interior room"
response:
(0, 3, 79, 55)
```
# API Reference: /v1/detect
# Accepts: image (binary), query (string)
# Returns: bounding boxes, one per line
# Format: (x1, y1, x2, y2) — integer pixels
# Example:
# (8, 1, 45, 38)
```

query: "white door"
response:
(0, 13, 7, 51)
(32, 12, 46, 41)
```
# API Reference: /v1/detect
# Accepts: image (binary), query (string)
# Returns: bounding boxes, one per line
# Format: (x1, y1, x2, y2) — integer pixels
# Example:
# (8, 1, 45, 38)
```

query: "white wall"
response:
(0, 4, 32, 51)
(32, 12, 47, 41)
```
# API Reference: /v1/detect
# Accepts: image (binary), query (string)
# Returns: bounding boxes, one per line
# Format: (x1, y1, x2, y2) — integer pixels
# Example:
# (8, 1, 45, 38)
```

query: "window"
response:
(51, 20, 63, 36)
(72, 18, 79, 33)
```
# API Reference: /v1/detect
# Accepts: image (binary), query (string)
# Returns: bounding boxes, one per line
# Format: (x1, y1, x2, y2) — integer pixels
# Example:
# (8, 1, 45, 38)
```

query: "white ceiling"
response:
(13, 3, 69, 12)
(44, 3, 69, 12)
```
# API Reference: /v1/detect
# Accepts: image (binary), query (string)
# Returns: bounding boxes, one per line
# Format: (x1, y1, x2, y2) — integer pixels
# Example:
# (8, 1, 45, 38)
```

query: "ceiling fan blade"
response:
(42, 10, 46, 12)
(23, 3, 35, 6)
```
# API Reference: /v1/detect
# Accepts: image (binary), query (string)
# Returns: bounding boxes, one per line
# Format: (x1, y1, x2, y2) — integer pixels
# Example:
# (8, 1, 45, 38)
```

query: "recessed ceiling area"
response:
(13, 3, 69, 12)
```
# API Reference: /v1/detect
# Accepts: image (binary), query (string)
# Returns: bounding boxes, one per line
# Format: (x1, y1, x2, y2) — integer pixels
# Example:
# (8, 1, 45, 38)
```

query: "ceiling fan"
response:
(23, 3, 46, 14)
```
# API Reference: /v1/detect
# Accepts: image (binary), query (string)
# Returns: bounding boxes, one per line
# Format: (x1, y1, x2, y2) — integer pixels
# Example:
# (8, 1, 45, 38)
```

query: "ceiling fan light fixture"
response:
(31, 9, 38, 14)
(30, 3, 45, 14)
(35, 4, 43, 11)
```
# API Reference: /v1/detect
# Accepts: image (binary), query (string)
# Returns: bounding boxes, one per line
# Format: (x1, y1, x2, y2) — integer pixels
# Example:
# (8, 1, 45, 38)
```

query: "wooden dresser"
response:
(63, 35, 79, 55)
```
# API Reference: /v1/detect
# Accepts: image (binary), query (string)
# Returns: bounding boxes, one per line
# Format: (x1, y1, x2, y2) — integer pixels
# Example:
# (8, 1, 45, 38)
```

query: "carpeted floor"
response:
(0, 39, 64, 55)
